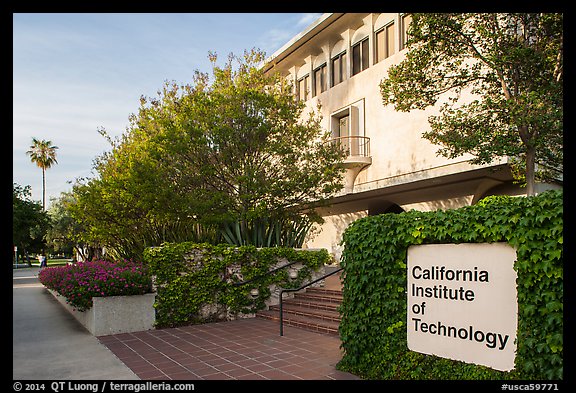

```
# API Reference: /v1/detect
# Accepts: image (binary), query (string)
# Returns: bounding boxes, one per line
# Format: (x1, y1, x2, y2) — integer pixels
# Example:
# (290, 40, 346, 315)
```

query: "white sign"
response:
(407, 243, 518, 372)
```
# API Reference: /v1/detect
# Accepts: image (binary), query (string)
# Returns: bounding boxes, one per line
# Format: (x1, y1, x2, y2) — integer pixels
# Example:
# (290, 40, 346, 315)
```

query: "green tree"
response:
(380, 13, 563, 195)
(45, 192, 88, 260)
(156, 49, 345, 237)
(26, 138, 59, 209)
(67, 100, 221, 260)
(13, 183, 50, 264)
(70, 48, 345, 258)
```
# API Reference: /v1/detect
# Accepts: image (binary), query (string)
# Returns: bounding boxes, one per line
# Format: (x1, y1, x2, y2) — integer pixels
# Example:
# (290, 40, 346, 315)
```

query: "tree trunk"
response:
(73, 245, 86, 262)
(525, 145, 536, 196)
(42, 167, 46, 210)
(519, 124, 537, 197)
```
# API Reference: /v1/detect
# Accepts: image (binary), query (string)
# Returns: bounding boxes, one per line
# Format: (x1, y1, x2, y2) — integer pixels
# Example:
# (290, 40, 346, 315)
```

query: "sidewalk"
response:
(12, 267, 138, 380)
(13, 267, 360, 381)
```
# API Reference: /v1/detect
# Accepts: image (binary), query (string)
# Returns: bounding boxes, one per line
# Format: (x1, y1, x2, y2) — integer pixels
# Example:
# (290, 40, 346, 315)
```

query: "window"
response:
(331, 108, 351, 139)
(339, 115, 349, 138)
(334, 113, 351, 155)
(313, 63, 327, 96)
(331, 52, 347, 86)
(352, 38, 369, 75)
(297, 75, 309, 101)
(400, 13, 412, 50)
(375, 22, 395, 62)
(331, 100, 365, 157)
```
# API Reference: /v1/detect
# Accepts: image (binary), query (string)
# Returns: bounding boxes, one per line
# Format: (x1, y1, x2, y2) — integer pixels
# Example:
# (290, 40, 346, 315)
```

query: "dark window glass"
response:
(361, 38, 369, 70)
(352, 43, 361, 75)
(352, 38, 369, 75)
(297, 75, 309, 101)
(331, 52, 347, 86)
(314, 64, 327, 96)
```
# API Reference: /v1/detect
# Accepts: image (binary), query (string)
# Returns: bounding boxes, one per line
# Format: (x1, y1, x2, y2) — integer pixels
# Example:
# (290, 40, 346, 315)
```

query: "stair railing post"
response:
(279, 289, 285, 336)
(277, 267, 343, 336)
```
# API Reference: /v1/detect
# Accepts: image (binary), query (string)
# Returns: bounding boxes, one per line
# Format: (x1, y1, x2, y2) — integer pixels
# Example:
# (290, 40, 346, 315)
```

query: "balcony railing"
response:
(329, 136, 372, 193)
(331, 135, 371, 158)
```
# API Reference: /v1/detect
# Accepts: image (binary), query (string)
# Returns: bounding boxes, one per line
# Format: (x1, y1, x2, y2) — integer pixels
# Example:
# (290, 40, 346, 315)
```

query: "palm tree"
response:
(26, 138, 58, 210)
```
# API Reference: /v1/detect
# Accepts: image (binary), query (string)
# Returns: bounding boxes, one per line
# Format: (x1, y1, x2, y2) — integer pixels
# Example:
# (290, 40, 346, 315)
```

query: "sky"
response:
(13, 12, 323, 208)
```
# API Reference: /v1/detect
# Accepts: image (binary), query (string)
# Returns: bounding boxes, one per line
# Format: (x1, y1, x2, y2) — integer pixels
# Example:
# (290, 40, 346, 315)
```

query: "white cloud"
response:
(260, 28, 296, 53)
(297, 13, 323, 27)
(254, 13, 324, 56)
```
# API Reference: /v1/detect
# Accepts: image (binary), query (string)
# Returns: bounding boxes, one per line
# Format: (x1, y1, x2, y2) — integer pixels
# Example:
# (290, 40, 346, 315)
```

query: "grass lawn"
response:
(46, 258, 73, 266)
(13, 258, 73, 268)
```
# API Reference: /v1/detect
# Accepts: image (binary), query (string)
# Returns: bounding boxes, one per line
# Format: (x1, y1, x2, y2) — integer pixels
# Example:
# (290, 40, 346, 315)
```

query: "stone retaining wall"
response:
(47, 289, 156, 336)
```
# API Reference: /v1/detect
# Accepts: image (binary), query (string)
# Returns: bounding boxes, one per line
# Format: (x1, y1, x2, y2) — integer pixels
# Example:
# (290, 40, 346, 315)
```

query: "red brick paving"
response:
(98, 318, 360, 380)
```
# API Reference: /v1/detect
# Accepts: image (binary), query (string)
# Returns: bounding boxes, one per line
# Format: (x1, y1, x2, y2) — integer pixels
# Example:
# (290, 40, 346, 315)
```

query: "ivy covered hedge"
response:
(338, 190, 563, 380)
(143, 243, 331, 328)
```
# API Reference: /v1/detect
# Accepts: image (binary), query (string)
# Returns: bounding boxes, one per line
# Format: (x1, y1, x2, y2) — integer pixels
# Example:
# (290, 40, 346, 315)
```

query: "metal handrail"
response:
(279, 266, 344, 336)
(231, 259, 302, 287)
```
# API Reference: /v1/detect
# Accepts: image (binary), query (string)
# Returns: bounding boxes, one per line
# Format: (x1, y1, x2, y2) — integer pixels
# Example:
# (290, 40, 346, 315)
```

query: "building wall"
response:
(265, 13, 538, 261)
(272, 13, 485, 193)
(310, 54, 480, 192)
(305, 211, 367, 263)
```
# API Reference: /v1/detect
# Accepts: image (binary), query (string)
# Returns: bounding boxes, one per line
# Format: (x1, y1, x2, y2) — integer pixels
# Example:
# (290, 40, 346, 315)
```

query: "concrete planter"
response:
(48, 289, 156, 336)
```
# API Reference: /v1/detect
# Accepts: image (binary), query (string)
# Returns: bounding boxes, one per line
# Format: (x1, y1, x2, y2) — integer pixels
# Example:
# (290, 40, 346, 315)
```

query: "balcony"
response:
(331, 135, 372, 168)
(331, 136, 372, 193)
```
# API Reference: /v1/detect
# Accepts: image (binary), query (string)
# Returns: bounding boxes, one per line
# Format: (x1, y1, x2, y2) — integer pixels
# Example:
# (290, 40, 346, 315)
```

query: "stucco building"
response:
(263, 13, 561, 261)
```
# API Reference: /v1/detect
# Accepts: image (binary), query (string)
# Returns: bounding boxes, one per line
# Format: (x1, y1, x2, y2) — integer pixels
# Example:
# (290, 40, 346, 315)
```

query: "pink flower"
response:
(37, 259, 151, 311)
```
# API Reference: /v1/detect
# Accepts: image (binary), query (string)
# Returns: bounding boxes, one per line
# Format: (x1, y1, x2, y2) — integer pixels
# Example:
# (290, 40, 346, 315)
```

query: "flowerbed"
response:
(38, 260, 153, 311)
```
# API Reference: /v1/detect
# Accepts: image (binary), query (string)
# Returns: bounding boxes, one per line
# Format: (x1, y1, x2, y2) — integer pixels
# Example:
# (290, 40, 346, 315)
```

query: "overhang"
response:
(315, 163, 515, 216)
(262, 13, 345, 73)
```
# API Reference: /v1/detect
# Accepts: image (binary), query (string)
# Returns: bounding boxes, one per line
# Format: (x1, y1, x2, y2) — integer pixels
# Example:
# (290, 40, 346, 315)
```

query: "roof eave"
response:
(262, 13, 344, 72)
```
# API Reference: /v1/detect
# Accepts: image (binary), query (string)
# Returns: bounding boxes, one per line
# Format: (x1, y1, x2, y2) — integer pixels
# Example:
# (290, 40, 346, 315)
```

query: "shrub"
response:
(338, 189, 563, 380)
(38, 260, 153, 311)
(143, 243, 331, 328)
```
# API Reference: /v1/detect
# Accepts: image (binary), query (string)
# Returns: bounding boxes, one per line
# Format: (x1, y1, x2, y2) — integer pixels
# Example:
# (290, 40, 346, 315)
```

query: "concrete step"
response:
(256, 286, 343, 336)
(292, 290, 342, 304)
(281, 297, 340, 313)
(268, 304, 341, 323)
(305, 287, 343, 298)
(256, 310, 340, 336)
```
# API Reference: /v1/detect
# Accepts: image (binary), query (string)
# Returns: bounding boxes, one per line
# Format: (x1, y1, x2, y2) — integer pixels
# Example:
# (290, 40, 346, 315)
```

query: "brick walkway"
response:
(98, 318, 360, 380)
